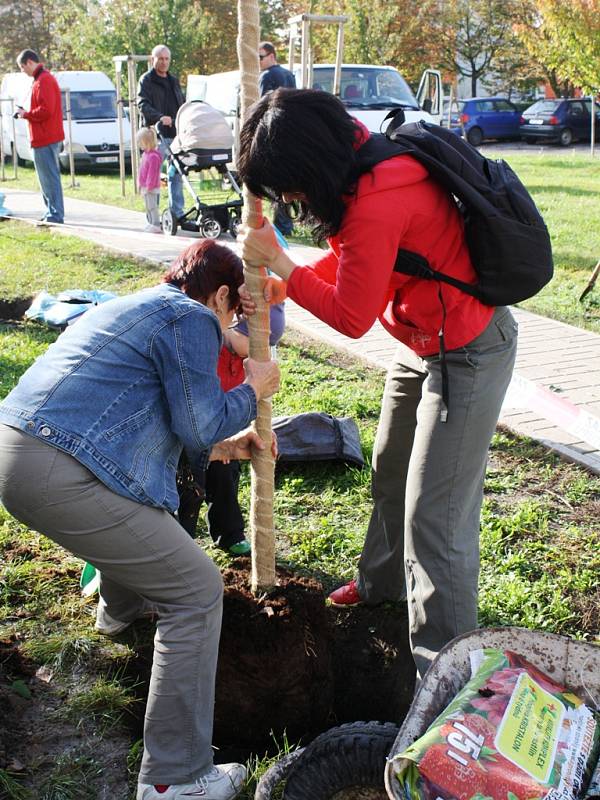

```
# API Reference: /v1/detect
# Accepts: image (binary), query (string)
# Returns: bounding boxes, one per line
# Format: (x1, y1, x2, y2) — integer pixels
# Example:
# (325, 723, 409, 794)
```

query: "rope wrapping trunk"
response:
(237, 0, 276, 592)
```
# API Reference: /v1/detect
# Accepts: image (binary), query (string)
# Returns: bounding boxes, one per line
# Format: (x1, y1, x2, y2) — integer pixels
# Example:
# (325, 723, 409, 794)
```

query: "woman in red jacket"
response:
(238, 89, 518, 679)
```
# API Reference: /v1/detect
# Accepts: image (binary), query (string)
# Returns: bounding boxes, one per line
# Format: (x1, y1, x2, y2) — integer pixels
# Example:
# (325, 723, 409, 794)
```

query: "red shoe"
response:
(328, 579, 363, 607)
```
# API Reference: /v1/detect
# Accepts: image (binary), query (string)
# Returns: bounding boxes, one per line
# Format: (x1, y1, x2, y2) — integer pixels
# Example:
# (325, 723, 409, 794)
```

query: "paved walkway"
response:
(2, 186, 600, 474)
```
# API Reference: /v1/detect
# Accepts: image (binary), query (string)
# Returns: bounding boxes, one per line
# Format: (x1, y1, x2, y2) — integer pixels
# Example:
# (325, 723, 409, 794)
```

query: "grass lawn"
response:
(0, 226, 598, 798)
(485, 150, 600, 332)
(4, 149, 600, 332)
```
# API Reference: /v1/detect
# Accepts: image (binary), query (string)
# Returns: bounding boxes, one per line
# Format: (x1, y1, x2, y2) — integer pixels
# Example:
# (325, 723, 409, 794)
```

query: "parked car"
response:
(520, 97, 600, 146)
(440, 99, 461, 129)
(449, 97, 522, 146)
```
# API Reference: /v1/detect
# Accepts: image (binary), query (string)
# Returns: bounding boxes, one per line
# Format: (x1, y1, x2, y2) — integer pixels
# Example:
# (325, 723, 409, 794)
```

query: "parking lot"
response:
(480, 140, 599, 155)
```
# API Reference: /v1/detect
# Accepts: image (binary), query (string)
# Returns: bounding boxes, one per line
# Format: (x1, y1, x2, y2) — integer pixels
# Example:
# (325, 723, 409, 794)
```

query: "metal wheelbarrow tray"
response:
(255, 627, 599, 800)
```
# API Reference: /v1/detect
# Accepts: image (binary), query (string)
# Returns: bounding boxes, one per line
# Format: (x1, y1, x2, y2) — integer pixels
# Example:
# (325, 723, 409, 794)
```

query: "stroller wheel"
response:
(161, 209, 178, 237)
(201, 217, 222, 239)
(229, 215, 243, 238)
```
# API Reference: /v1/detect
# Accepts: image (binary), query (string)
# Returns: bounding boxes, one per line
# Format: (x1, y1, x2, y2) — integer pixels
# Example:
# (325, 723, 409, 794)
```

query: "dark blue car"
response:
(520, 98, 600, 146)
(449, 97, 521, 146)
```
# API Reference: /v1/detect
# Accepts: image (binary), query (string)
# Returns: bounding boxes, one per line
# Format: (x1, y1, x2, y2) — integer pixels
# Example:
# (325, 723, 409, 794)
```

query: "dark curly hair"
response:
(237, 88, 362, 241)
(162, 240, 243, 307)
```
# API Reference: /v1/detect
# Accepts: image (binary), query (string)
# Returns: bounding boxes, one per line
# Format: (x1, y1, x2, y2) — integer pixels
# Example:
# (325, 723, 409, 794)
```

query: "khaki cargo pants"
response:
(356, 307, 518, 678)
(0, 424, 222, 786)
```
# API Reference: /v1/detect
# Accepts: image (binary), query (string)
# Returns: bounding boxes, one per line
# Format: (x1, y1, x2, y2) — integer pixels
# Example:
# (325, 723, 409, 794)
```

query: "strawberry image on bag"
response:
(394, 649, 600, 800)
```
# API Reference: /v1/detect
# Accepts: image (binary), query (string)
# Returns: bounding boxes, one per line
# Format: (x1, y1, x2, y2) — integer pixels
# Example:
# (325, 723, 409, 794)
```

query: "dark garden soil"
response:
(124, 562, 415, 757)
(0, 297, 33, 322)
(0, 566, 414, 796)
(213, 562, 415, 752)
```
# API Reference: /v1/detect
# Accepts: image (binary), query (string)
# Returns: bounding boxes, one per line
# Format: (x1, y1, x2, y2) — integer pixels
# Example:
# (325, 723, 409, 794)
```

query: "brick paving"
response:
(3, 186, 600, 474)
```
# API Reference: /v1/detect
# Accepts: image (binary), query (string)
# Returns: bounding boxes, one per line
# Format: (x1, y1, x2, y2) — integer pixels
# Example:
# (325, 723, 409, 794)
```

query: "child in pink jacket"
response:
(137, 127, 163, 233)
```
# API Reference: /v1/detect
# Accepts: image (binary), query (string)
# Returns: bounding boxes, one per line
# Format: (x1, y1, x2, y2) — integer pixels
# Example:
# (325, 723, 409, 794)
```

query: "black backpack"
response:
(356, 118, 553, 306)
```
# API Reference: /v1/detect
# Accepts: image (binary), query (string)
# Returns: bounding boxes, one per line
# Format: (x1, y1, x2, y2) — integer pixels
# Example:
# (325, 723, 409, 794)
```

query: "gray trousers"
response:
(0, 425, 223, 786)
(356, 307, 518, 678)
(143, 190, 161, 226)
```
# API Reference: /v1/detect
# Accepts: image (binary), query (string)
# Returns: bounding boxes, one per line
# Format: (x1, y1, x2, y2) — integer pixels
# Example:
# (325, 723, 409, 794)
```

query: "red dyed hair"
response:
(162, 240, 243, 308)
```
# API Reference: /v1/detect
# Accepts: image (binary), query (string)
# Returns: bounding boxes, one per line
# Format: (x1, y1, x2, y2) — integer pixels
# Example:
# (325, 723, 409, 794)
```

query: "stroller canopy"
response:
(170, 101, 233, 154)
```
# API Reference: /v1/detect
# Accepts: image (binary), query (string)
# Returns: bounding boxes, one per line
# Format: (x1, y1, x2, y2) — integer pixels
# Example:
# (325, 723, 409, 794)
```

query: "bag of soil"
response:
(394, 648, 600, 800)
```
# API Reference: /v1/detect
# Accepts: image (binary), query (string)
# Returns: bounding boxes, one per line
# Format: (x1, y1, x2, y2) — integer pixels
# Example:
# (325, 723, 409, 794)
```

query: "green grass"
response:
(0, 769, 30, 800)
(483, 151, 600, 332)
(1, 162, 231, 215)
(38, 755, 102, 800)
(66, 676, 140, 727)
(0, 226, 598, 797)
(0, 219, 162, 302)
(4, 150, 600, 330)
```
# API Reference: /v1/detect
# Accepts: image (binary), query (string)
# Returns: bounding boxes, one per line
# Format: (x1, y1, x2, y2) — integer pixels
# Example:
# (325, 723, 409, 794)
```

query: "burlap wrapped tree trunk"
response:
(237, 0, 276, 593)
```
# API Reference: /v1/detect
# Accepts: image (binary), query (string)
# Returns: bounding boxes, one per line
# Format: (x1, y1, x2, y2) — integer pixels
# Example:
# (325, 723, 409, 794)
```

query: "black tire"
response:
(161, 208, 177, 236)
(281, 721, 400, 800)
(466, 126, 483, 147)
(254, 749, 305, 800)
(201, 217, 222, 239)
(559, 127, 573, 146)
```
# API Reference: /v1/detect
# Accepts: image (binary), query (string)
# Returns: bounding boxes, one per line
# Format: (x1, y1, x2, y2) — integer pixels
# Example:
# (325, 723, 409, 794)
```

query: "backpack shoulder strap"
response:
(355, 133, 410, 174)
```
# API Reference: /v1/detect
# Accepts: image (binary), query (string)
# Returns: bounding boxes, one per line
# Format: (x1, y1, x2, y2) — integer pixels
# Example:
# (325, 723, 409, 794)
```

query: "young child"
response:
(177, 302, 286, 554)
(137, 127, 163, 234)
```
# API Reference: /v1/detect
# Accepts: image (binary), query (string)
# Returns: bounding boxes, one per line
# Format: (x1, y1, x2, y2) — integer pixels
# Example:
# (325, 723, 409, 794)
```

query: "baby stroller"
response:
(159, 101, 243, 239)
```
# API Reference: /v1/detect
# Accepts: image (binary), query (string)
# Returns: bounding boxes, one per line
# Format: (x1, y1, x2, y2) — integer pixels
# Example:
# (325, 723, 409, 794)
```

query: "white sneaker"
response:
(95, 600, 157, 636)
(144, 224, 163, 234)
(137, 763, 246, 799)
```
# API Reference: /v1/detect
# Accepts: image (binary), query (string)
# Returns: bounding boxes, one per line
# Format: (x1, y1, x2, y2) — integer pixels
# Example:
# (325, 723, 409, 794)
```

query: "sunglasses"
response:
(258, 53, 268, 60)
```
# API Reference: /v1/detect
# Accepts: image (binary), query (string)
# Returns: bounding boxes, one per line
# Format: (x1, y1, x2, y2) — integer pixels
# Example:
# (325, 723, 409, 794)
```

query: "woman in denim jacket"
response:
(0, 240, 279, 800)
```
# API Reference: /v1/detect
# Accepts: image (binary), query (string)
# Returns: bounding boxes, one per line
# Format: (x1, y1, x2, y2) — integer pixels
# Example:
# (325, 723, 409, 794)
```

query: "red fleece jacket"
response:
(23, 65, 64, 148)
(286, 123, 493, 356)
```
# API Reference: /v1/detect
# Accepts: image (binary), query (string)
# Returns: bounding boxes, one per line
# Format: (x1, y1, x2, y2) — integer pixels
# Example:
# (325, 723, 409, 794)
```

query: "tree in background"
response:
(0, 0, 82, 73)
(59, 0, 221, 81)
(515, 0, 600, 96)
(431, 0, 524, 97)
(2, 0, 597, 97)
(280, 0, 440, 88)
(342, 0, 440, 87)
(260, 0, 305, 57)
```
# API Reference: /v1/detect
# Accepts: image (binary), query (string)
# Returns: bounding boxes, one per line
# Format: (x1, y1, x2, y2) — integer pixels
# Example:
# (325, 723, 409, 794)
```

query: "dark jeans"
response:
(272, 201, 293, 236)
(177, 458, 245, 549)
(32, 142, 64, 223)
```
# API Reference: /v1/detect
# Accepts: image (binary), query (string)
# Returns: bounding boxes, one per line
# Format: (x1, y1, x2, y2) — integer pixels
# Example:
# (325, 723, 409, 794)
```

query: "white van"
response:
(301, 64, 443, 130)
(186, 64, 442, 135)
(0, 70, 131, 169)
(0, 71, 33, 161)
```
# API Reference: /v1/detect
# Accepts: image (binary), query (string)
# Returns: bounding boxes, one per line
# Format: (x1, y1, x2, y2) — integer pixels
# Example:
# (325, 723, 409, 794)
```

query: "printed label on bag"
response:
(495, 672, 565, 783)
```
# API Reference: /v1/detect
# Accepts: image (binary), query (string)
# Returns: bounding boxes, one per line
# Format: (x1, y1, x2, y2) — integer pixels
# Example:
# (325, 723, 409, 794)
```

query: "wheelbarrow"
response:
(255, 627, 600, 800)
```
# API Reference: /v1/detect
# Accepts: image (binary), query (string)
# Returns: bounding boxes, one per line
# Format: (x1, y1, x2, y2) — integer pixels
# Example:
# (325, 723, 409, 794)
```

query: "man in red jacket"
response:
(16, 50, 65, 223)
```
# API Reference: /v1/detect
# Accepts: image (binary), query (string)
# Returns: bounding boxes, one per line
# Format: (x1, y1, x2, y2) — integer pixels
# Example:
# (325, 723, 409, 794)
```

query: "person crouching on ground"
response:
(238, 88, 517, 681)
(0, 239, 279, 800)
(137, 126, 163, 233)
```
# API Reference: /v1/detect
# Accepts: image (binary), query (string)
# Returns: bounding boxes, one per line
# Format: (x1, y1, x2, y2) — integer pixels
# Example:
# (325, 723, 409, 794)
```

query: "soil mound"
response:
(215, 561, 334, 747)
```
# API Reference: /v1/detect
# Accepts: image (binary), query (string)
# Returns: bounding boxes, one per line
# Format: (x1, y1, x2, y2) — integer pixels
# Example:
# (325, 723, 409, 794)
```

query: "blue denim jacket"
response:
(0, 284, 257, 512)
